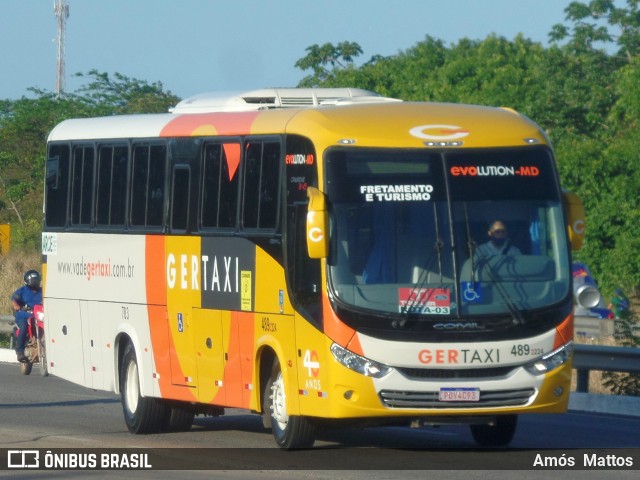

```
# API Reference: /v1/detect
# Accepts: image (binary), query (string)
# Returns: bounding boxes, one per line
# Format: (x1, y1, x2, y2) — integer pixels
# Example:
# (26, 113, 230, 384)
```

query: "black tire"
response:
(120, 342, 168, 434)
(20, 360, 33, 376)
(263, 359, 315, 449)
(162, 406, 195, 432)
(38, 335, 49, 377)
(470, 415, 518, 447)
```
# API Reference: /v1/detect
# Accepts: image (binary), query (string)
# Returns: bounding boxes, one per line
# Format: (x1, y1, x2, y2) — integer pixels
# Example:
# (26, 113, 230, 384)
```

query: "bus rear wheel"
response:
(162, 405, 195, 432)
(470, 415, 518, 447)
(120, 342, 168, 434)
(263, 359, 315, 449)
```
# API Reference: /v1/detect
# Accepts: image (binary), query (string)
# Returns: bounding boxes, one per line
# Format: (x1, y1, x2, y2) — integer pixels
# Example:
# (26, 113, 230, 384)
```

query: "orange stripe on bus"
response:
(144, 237, 171, 396)
(322, 295, 355, 348)
(222, 312, 256, 409)
(554, 313, 574, 350)
(145, 235, 166, 306)
(347, 332, 365, 357)
(159, 112, 260, 137)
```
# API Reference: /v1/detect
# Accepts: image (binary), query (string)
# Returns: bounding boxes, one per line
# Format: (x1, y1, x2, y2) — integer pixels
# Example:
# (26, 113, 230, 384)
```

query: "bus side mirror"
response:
(306, 187, 329, 259)
(563, 190, 585, 251)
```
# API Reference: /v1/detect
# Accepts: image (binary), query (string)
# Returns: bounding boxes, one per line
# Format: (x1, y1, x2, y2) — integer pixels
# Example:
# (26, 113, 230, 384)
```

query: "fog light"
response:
(553, 386, 564, 397)
(344, 390, 354, 400)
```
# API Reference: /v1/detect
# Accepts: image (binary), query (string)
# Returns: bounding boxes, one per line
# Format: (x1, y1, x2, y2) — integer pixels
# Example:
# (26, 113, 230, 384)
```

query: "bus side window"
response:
(243, 141, 280, 230)
(201, 142, 240, 230)
(45, 144, 71, 228)
(96, 145, 128, 227)
(130, 144, 167, 228)
(70, 145, 95, 227)
(171, 166, 190, 232)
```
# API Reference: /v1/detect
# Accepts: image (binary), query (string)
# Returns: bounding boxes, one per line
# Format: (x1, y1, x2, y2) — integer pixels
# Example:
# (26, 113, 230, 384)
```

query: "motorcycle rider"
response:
(11, 270, 42, 363)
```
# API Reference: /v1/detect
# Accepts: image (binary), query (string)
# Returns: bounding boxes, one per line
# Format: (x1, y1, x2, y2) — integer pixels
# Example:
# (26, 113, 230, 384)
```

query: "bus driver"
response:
(476, 220, 521, 257)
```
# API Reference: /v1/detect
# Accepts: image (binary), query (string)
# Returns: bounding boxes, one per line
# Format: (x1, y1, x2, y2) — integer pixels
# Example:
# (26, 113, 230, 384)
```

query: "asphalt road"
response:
(0, 362, 638, 478)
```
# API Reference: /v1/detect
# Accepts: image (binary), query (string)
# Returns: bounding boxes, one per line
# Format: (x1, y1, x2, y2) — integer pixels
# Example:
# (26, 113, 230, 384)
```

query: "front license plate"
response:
(439, 388, 480, 402)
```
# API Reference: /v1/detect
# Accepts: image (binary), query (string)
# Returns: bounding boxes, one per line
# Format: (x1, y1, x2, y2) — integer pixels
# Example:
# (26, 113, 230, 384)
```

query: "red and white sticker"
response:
(399, 288, 450, 315)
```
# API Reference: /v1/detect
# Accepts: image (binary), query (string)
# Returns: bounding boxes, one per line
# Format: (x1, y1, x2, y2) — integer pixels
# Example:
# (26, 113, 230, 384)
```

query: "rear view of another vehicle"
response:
(572, 262, 614, 320)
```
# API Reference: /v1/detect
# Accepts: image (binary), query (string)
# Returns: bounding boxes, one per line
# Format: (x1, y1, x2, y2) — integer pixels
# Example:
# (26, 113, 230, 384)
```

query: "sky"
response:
(1, 0, 577, 102)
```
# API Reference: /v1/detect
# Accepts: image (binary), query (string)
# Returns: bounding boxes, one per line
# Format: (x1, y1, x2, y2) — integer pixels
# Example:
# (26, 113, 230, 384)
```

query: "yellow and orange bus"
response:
(42, 88, 584, 448)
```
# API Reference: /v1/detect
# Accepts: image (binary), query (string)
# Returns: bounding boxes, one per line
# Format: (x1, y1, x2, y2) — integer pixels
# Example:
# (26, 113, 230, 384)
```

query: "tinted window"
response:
(201, 142, 240, 229)
(96, 145, 128, 226)
(130, 144, 166, 227)
(171, 167, 190, 231)
(45, 144, 70, 227)
(70, 146, 95, 226)
(243, 141, 280, 230)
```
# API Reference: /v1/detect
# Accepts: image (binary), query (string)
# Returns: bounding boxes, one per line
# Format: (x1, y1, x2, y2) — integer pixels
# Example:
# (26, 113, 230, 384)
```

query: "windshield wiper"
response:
(394, 204, 446, 328)
(393, 247, 439, 329)
(476, 256, 526, 325)
(462, 203, 524, 324)
(433, 202, 445, 284)
(463, 203, 476, 281)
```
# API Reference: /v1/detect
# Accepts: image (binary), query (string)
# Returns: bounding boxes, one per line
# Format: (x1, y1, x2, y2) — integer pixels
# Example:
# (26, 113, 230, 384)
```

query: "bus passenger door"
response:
(192, 308, 226, 405)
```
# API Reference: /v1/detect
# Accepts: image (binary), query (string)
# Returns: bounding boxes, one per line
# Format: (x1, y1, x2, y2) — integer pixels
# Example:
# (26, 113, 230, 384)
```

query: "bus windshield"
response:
(325, 147, 571, 318)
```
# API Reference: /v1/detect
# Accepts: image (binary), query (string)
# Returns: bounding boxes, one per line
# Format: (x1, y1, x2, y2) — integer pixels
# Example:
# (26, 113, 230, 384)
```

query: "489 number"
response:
(511, 344, 544, 356)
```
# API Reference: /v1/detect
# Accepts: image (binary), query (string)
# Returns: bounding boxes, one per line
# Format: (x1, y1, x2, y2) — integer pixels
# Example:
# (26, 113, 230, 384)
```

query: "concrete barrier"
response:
(574, 316, 615, 339)
(0, 348, 16, 363)
(0, 314, 14, 335)
(568, 391, 640, 417)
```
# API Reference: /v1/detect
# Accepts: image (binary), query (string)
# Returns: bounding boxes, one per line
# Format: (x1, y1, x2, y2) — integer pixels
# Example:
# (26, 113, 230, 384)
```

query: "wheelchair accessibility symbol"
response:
(461, 282, 482, 303)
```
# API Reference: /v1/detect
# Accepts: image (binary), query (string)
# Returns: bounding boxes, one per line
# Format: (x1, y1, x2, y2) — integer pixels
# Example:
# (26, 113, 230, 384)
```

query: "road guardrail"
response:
(1, 315, 15, 349)
(573, 343, 640, 392)
(0, 314, 14, 334)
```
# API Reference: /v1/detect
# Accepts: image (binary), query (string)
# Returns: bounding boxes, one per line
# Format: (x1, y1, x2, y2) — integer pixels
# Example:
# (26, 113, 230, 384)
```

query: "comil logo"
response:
(409, 124, 470, 141)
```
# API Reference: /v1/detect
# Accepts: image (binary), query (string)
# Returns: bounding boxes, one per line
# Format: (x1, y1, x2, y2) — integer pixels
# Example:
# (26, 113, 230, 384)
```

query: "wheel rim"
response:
(124, 361, 139, 416)
(271, 371, 288, 431)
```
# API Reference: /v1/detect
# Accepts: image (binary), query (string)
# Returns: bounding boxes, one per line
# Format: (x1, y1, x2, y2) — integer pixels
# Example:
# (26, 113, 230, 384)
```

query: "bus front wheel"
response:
(470, 415, 518, 447)
(263, 359, 315, 449)
(120, 342, 168, 434)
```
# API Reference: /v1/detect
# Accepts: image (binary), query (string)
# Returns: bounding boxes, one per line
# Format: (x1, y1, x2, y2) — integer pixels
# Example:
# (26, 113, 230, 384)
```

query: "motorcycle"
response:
(13, 304, 48, 376)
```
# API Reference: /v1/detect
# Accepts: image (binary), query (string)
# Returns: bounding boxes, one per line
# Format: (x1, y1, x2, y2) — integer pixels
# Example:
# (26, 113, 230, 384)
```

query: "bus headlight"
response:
(524, 341, 573, 375)
(330, 343, 392, 378)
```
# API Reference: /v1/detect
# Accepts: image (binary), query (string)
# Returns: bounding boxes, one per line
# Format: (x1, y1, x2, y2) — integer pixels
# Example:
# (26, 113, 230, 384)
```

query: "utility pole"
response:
(54, 0, 70, 96)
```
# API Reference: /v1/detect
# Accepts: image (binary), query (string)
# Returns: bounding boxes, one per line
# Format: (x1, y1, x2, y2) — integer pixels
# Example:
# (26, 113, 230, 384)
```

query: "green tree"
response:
(0, 71, 180, 250)
(550, 0, 640, 60)
(292, 33, 639, 299)
(295, 41, 364, 87)
(0, 93, 88, 249)
(73, 70, 179, 115)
